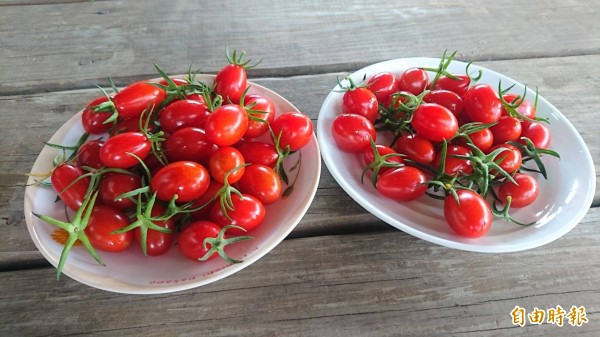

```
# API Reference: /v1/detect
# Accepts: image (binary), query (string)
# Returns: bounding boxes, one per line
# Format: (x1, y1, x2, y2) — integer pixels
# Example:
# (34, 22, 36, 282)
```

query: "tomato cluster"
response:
(331, 52, 559, 238)
(36, 50, 314, 278)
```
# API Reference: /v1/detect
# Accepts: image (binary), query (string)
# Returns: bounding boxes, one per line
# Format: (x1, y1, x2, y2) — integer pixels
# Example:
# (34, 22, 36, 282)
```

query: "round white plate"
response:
(317, 57, 595, 253)
(24, 75, 321, 294)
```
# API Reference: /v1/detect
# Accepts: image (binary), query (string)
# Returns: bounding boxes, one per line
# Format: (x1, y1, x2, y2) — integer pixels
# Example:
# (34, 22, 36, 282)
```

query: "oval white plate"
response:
(317, 57, 595, 253)
(25, 75, 321, 294)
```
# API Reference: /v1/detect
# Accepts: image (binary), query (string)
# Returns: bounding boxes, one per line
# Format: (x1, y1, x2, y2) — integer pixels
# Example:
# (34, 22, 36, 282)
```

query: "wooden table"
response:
(1, 1, 599, 336)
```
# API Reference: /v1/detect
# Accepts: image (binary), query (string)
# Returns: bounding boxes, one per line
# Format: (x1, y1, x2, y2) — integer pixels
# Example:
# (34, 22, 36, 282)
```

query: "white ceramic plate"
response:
(24, 75, 321, 294)
(317, 57, 595, 253)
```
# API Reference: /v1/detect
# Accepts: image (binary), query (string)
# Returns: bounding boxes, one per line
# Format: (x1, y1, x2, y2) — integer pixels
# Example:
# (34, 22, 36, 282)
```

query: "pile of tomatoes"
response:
(330, 52, 559, 238)
(36, 50, 314, 278)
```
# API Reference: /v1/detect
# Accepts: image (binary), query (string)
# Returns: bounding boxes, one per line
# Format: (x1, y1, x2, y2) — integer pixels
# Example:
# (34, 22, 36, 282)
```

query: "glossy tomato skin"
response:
(159, 99, 210, 133)
(134, 204, 175, 256)
(208, 146, 246, 184)
(376, 166, 427, 202)
(164, 127, 216, 164)
(237, 164, 282, 205)
(362, 144, 404, 176)
(178, 221, 222, 261)
(209, 194, 266, 235)
(190, 180, 224, 220)
(432, 74, 471, 97)
(113, 81, 166, 119)
(434, 145, 473, 176)
(398, 68, 428, 95)
(460, 128, 494, 152)
(392, 133, 435, 165)
(98, 172, 142, 211)
(490, 116, 522, 145)
(151, 161, 210, 202)
(502, 93, 536, 119)
(423, 90, 464, 116)
(76, 140, 104, 169)
(520, 122, 551, 149)
(51, 163, 91, 211)
(464, 84, 503, 124)
(367, 72, 399, 106)
(331, 113, 376, 153)
(236, 141, 279, 168)
(270, 112, 313, 151)
(498, 173, 539, 208)
(82, 96, 113, 134)
(342, 88, 378, 123)
(100, 132, 151, 169)
(444, 190, 492, 238)
(242, 94, 276, 138)
(412, 103, 458, 142)
(85, 205, 133, 252)
(205, 104, 249, 146)
(489, 144, 522, 174)
(214, 64, 247, 104)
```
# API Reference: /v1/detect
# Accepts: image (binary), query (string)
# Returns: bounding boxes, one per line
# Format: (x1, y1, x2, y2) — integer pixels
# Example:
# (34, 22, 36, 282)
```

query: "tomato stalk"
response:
(198, 225, 253, 264)
(225, 47, 262, 69)
(268, 126, 292, 185)
(498, 81, 549, 123)
(361, 138, 405, 187)
(491, 196, 535, 226)
(422, 50, 460, 90)
(508, 138, 560, 179)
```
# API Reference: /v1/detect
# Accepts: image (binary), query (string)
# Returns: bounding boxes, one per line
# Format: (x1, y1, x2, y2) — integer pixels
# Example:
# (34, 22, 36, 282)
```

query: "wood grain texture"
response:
(1, 0, 600, 94)
(2, 206, 599, 336)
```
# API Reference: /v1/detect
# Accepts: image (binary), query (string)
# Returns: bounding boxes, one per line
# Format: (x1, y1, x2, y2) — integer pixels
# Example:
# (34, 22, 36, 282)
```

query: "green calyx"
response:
(199, 225, 253, 264)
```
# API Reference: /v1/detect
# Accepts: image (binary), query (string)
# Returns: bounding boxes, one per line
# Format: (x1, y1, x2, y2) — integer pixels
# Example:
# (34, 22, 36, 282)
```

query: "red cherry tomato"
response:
(109, 116, 154, 136)
(444, 189, 492, 238)
(270, 112, 313, 151)
(159, 99, 210, 133)
(98, 172, 142, 211)
(81, 96, 113, 134)
(164, 127, 216, 164)
(76, 140, 104, 169)
(210, 194, 266, 234)
(392, 133, 435, 165)
(412, 103, 458, 142)
(151, 161, 210, 202)
(134, 204, 175, 256)
(463, 84, 502, 124)
(113, 81, 166, 119)
(242, 94, 276, 138)
(237, 164, 282, 205)
(85, 205, 133, 252)
(423, 90, 464, 116)
(520, 122, 551, 149)
(501, 93, 536, 119)
(342, 87, 378, 123)
(100, 132, 151, 169)
(51, 163, 91, 211)
(205, 104, 249, 146)
(398, 68, 428, 95)
(214, 64, 247, 104)
(178, 221, 222, 261)
(236, 141, 279, 168)
(331, 113, 376, 153)
(434, 145, 473, 176)
(362, 144, 404, 176)
(208, 146, 246, 184)
(498, 173, 540, 208)
(376, 166, 427, 202)
(460, 128, 494, 152)
(490, 116, 522, 145)
(432, 74, 471, 97)
(190, 180, 224, 221)
(488, 144, 522, 174)
(367, 72, 399, 106)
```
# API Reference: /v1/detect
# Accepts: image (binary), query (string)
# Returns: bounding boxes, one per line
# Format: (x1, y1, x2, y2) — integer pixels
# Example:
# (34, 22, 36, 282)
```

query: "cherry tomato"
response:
(376, 166, 427, 202)
(490, 116, 522, 145)
(214, 64, 247, 104)
(134, 204, 175, 256)
(488, 144, 522, 174)
(501, 93, 536, 119)
(236, 141, 279, 168)
(151, 161, 210, 202)
(367, 72, 399, 106)
(342, 87, 378, 123)
(444, 189, 492, 238)
(51, 163, 91, 211)
(463, 84, 502, 124)
(76, 140, 104, 169)
(81, 96, 113, 134)
(270, 112, 313, 151)
(398, 68, 428, 95)
(85, 205, 133, 252)
(190, 180, 224, 220)
(432, 74, 471, 97)
(498, 173, 539, 208)
(423, 90, 464, 116)
(412, 103, 458, 142)
(242, 94, 276, 138)
(362, 144, 404, 176)
(392, 133, 435, 165)
(158, 98, 210, 133)
(331, 113, 376, 153)
(157, 77, 188, 87)
(98, 172, 142, 211)
(210, 194, 266, 234)
(113, 81, 166, 119)
(520, 122, 551, 149)
(109, 116, 154, 136)
(237, 164, 282, 205)
(178, 220, 222, 261)
(208, 146, 246, 184)
(100, 132, 151, 169)
(164, 127, 216, 164)
(205, 104, 249, 146)
(460, 128, 494, 152)
(434, 145, 473, 176)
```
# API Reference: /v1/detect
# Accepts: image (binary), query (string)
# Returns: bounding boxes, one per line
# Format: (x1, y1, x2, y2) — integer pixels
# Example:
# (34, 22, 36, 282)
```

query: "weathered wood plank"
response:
(2, 207, 599, 337)
(1, 55, 599, 265)
(1, 0, 599, 94)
